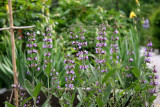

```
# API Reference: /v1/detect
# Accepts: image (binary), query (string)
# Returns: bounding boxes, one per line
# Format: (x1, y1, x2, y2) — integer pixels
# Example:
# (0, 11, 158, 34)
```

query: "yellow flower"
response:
(135, 0, 140, 6)
(6, 4, 9, 11)
(129, 11, 137, 18)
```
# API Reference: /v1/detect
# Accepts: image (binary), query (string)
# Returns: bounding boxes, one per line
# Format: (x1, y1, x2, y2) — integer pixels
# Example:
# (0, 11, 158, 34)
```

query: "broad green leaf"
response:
(24, 79, 33, 96)
(96, 97, 103, 107)
(90, 64, 97, 79)
(42, 98, 51, 107)
(103, 83, 112, 103)
(33, 83, 42, 98)
(4, 101, 16, 107)
(119, 80, 139, 95)
(132, 67, 140, 78)
(102, 68, 117, 84)
(76, 102, 82, 107)
(77, 88, 83, 101)
(45, 62, 51, 77)
(149, 96, 157, 102)
(22, 97, 32, 105)
(63, 92, 71, 102)
(134, 83, 141, 92)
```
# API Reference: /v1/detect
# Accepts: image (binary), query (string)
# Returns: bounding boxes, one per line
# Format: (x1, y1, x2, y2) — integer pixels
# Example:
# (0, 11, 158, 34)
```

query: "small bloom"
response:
(129, 58, 133, 62)
(129, 11, 136, 18)
(115, 29, 118, 34)
(33, 43, 37, 47)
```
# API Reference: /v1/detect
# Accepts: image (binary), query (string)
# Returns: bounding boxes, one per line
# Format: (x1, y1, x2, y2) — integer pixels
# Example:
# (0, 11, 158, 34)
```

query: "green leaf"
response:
(134, 83, 141, 92)
(96, 97, 103, 107)
(103, 83, 112, 103)
(24, 79, 33, 96)
(77, 88, 83, 101)
(90, 64, 97, 79)
(45, 62, 51, 77)
(42, 98, 51, 107)
(33, 82, 42, 98)
(149, 96, 157, 102)
(132, 67, 140, 78)
(119, 80, 139, 95)
(4, 101, 16, 107)
(102, 68, 117, 84)
(22, 97, 32, 105)
(76, 102, 82, 107)
(63, 92, 71, 102)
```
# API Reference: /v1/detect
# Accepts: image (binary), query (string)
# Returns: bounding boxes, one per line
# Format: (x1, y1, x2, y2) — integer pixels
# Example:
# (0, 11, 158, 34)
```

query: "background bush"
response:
(150, 8, 160, 50)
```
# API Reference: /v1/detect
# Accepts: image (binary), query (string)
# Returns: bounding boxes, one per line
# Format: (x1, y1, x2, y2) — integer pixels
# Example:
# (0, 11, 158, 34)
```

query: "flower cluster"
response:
(149, 65, 159, 93)
(110, 23, 119, 64)
(43, 28, 53, 69)
(64, 55, 76, 88)
(143, 19, 150, 29)
(50, 68, 60, 88)
(95, 24, 107, 73)
(144, 40, 158, 93)
(126, 49, 134, 78)
(70, 30, 87, 50)
(12, 84, 32, 106)
(144, 41, 152, 63)
(26, 32, 40, 73)
(70, 30, 89, 70)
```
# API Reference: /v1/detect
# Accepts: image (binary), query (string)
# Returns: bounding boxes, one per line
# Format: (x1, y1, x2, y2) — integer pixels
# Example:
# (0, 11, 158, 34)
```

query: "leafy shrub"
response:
(150, 8, 160, 50)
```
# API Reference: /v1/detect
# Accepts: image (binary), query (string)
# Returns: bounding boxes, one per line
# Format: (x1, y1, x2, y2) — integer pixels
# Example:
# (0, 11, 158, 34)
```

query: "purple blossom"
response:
(27, 32, 30, 35)
(27, 44, 32, 48)
(83, 41, 87, 45)
(147, 42, 152, 47)
(48, 33, 52, 36)
(37, 67, 40, 71)
(155, 75, 159, 79)
(27, 57, 32, 61)
(33, 43, 37, 47)
(48, 44, 52, 48)
(36, 100, 39, 104)
(43, 38, 47, 42)
(115, 29, 118, 34)
(48, 38, 52, 42)
(69, 83, 74, 88)
(43, 44, 47, 48)
(129, 58, 133, 62)
(81, 36, 85, 39)
(144, 58, 151, 63)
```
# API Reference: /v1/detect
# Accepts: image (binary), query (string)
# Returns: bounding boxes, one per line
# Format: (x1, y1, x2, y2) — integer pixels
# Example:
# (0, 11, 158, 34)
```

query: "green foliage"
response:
(151, 8, 160, 49)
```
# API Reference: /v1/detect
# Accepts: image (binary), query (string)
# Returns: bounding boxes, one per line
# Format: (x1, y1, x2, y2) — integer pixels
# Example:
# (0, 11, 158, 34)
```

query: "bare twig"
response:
(0, 25, 35, 31)
(9, 89, 14, 104)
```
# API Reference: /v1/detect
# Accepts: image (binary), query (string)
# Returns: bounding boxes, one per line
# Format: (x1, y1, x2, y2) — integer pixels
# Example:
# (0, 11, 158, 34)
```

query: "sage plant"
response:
(26, 32, 39, 83)
(95, 23, 107, 92)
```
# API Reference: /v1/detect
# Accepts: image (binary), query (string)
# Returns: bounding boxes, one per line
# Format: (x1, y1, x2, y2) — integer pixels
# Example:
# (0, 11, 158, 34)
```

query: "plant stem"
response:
(48, 76, 49, 97)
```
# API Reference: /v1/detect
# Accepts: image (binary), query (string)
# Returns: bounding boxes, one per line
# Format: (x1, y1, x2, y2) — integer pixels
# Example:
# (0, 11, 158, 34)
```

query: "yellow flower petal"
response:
(135, 0, 140, 6)
(6, 4, 9, 11)
(129, 11, 137, 18)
